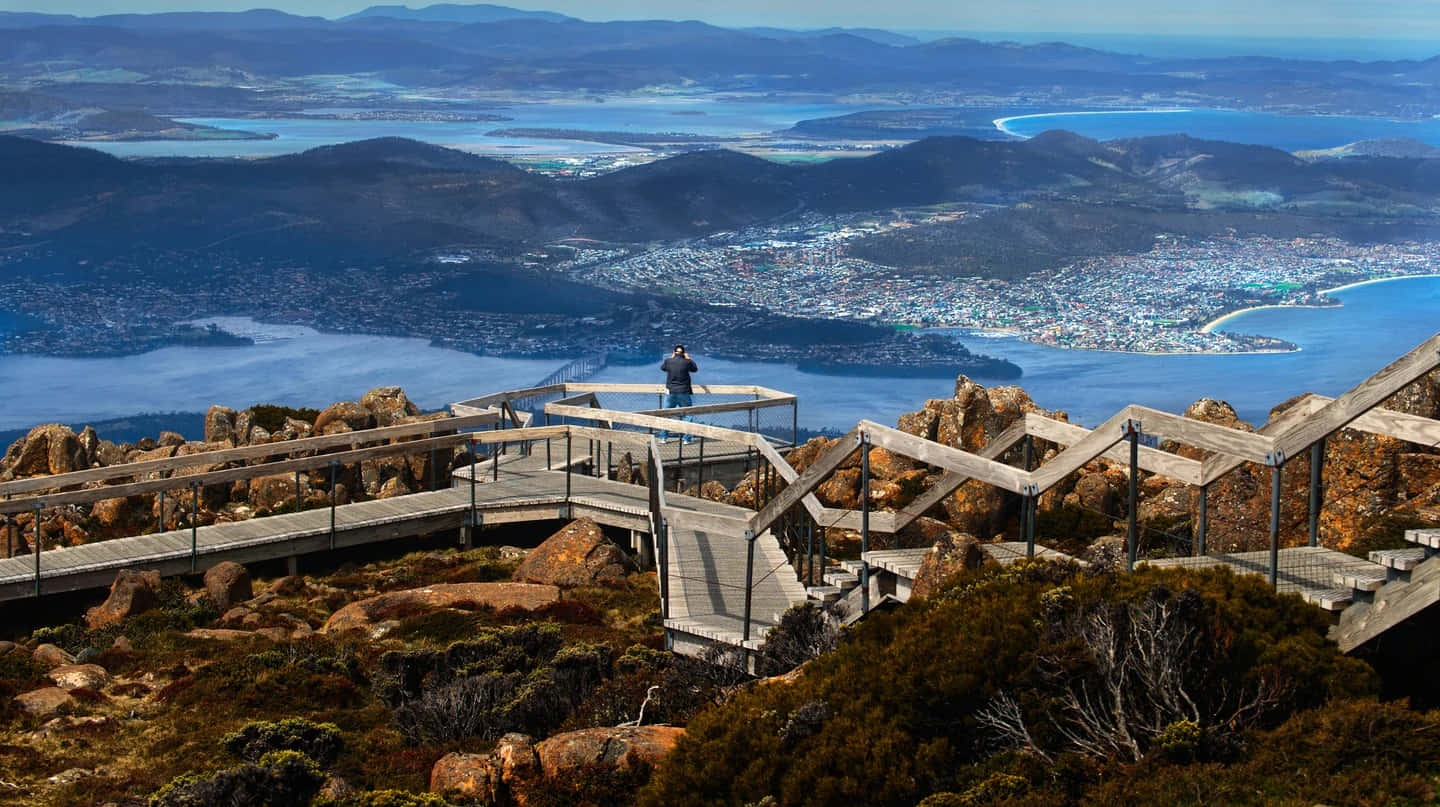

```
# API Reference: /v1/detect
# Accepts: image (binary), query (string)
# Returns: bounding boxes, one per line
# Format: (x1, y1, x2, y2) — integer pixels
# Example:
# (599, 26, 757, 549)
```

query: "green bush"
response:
(225, 718, 344, 765)
(149, 749, 324, 807)
(639, 562, 1379, 807)
(317, 791, 452, 807)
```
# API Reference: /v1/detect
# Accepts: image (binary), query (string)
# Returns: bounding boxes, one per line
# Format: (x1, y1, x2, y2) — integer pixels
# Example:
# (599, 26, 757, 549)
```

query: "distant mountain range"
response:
(3, 132, 1437, 278)
(0, 7, 1436, 117)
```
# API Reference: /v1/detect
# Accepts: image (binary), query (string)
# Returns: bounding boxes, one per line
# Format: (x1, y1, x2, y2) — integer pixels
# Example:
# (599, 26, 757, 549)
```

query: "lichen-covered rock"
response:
(322, 583, 560, 633)
(49, 664, 108, 691)
(3, 423, 85, 478)
(909, 532, 983, 600)
(85, 569, 161, 629)
(360, 386, 421, 427)
(250, 473, 307, 512)
(204, 561, 252, 611)
(314, 401, 376, 435)
(430, 752, 502, 802)
(157, 431, 186, 448)
(204, 405, 237, 444)
(535, 725, 684, 778)
(90, 497, 131, 529)
(512, 518, 634, 588)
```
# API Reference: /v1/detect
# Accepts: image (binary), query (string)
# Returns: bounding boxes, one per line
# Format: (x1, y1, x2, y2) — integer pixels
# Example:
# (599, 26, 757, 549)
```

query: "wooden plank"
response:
(631, 396, 796, 419)
(890, 418, 1032, 531)
(0, 434, 469, 514)
(1200, 394, 1327, 484)
(750, 426, 860, 536)
(562, 383, 775, 397)
(1027, 408, 1137, 493)
(0, 413, 496, 498)
(452, 384, 566, 410)
(1274, 332, 1440, 461)
(1128, 406, 1276, 466)
(1312, 396, 1440, 448)
(545, 404, 757, 444)
(862, 421, 1029, 494)
(1024, 413, 1204, 485)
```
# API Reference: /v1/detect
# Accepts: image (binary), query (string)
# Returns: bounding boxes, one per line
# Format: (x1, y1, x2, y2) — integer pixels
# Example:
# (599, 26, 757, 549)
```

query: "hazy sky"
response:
(3, 0, 1440, 39)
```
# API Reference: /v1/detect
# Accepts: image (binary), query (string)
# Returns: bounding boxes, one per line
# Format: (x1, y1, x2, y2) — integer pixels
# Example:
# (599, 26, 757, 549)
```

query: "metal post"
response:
(545, 413, 552, 469)
(33, 502, 42, 598)
(860, 432, 871, 615)
(1126, 425, 1139, 572)
(804, 519, 814, 584)
(677, 438, 685, 492)
(1025, 493, 1036, 559)
(492, 432, 500, 481)
(1022, 435, 1034, 471)
(157, 490, 165, 533)
(607, 442, 613, 481)
(742, 529, 757, 642)
(565, 432, 572, 510)
(658, 519, 669, 619)
(697, 437, 705, 491)
(792, 400, 798, 448)
(429, 448, 437, 491)
(1197, 484, 1208, 556)
(190, 481, 200, 573)
(1269, 463, 1282, 588)
(469, 438, 478, 541)
(818, 525, 827, 585)
(294, 469, 302, 513)
(1308, 439, 1324, 547)
(329, 460, 339, 550)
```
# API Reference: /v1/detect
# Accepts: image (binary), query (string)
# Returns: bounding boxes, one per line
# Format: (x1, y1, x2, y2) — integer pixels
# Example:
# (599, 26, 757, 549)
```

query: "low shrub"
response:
(224, 718, 344, 765)
(149, 749, 324, 807)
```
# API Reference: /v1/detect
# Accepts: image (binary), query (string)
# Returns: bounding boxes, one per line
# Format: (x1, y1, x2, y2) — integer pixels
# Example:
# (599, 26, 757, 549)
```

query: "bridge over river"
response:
(3, 335, 1440, 657)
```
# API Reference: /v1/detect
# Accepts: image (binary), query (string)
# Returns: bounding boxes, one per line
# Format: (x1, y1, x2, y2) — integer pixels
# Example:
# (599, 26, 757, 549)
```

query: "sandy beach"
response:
(992, 108, 1192, 138)
(1201, 274, 1440, 332)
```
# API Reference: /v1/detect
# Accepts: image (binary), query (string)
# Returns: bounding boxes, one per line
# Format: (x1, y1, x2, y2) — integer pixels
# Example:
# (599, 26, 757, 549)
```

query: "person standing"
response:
(659, 344, 698, 443)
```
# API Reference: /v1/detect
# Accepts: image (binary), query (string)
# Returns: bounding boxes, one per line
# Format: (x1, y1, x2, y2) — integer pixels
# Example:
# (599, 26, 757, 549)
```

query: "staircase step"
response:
(1404, 529, 1440, 549)
(806, 585, 842, 602)
(839, 559, 867, 575)
(1300, 588, 1353, 612)
(1371, 547, 1428, 571)
(1333, 569, 1387, 592)
(824, 571, 859, 588)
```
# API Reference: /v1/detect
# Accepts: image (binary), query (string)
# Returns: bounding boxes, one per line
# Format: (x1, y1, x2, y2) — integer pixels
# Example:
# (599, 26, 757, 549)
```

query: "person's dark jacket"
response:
(661, 355, 697, 394)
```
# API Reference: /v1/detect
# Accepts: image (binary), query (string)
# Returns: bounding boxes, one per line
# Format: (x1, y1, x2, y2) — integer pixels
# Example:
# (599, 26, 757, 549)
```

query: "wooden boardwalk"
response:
(0, 464, 811, 652)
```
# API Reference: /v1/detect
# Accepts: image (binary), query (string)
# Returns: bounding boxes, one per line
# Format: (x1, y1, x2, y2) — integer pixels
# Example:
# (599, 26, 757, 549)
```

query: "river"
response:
(4, 278, 1431, 439)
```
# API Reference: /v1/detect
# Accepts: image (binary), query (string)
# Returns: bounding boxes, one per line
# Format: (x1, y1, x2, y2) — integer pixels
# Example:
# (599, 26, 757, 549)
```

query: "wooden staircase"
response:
(1334, 529, 1440, 652)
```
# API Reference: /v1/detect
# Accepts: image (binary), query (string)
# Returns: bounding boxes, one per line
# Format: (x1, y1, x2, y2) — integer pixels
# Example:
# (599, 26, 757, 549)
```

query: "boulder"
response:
(157, 431, 186, 448)
(77, 426, 100, 467)
(909, 532, 983, 600)
(49, 664, 109, 691)
(85, 569, 161, 629)
(204, 561, 253, 611)
(360, 386, 421, 427)
(234, 410, 255, 445)
(430, 753, 502, 802)
(270, 575, 308, 596)
(95, 440, 126, 467)
(32, 644, 76, 668)
(494, 732, 540, 783)
(1072, 473, 1118, 517)
(204, 405, 237, 444)
(376, 476, 413, 499)
(250, 473, 306, 512)
(90, 497, 131, 529)
(314, 401, 376, 435)
(5, 424, 85, 478)
(512, 518, 634, 588)
(322, 582, 560, 633)
(535, 725, 684, 778)
(13, 687, 74, 717)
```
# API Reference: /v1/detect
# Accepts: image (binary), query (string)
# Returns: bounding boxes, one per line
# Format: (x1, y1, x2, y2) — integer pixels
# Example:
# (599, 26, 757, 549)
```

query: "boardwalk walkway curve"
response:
(1, 336, 1439, 655)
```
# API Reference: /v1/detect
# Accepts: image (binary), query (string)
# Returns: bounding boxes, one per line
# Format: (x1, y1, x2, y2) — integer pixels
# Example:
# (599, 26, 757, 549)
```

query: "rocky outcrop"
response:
(909, 532, 983, 600)
(32, 644, 76, 668)
(1, 423, 86, 480)
(512, 519, 634, 588)
(314, 401, 377, 435)
(536, 725, 684, 776)
(85, 569, 161, 629)
(204, 405, 237, 444)
(322, 582, 560, 633)
(430, 753, 502, 802)
(360, 386, 421, 427)
(204, 561, 252, 611)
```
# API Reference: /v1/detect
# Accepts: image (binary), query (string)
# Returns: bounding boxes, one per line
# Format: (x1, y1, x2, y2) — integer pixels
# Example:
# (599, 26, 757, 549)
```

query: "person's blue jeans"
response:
(659, 392, 693, 441)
